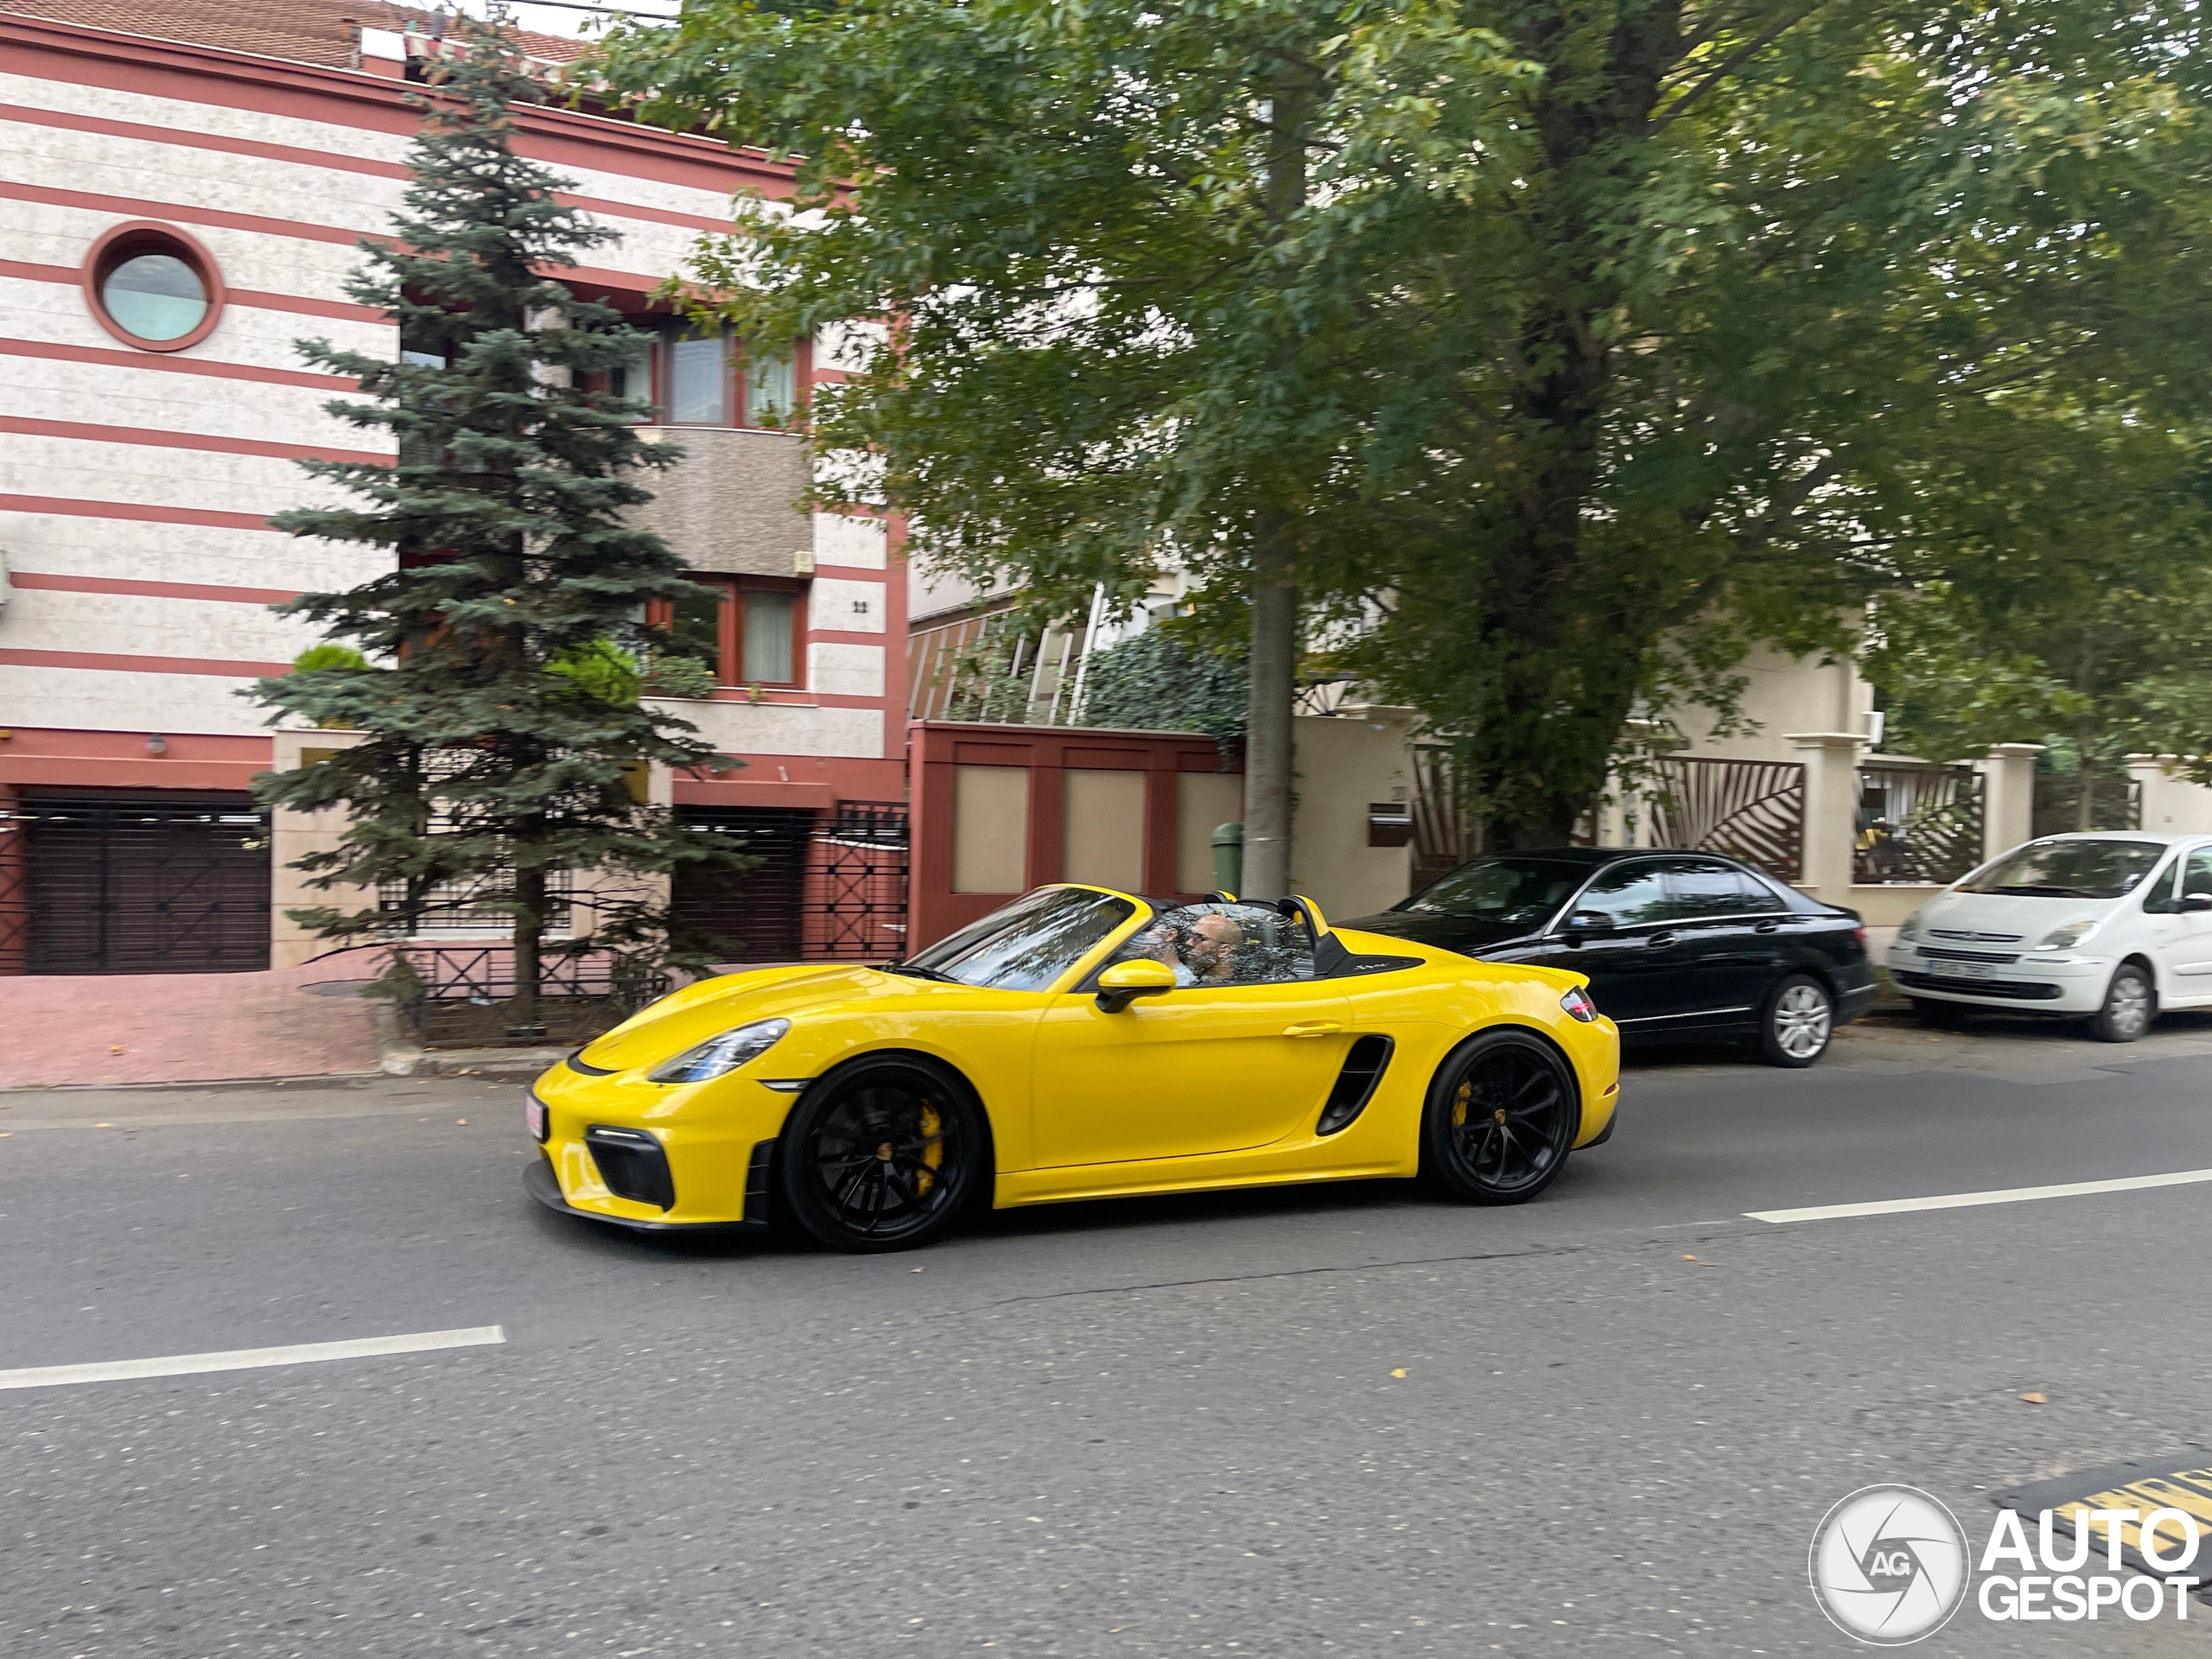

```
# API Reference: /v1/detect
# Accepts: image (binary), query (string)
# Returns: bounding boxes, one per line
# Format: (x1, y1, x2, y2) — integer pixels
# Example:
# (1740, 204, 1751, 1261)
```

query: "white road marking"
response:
(0, 1325, 505, 1391)
(1747, 1167, 2212, 1225)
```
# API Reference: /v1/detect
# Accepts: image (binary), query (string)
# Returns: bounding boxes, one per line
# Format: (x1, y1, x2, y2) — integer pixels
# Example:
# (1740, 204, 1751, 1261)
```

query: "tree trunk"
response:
(512, 862, 544, 1034)
(1240, 56, 1316, 902)
(2075, 715, 2098, 832)
(1244, 529, 1298, 898)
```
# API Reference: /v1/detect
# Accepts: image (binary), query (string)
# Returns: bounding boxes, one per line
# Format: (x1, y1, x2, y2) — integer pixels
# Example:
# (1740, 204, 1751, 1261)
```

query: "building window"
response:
(657, 578, 804, 688)
(598, 321, 801, 428)
(83, 221, 225, 352)
(746, 348, 796, 425)
(665, 330, 728, 424)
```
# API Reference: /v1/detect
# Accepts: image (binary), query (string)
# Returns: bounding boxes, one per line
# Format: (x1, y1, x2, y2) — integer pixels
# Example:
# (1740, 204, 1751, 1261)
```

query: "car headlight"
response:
(647, 1018, 790, 1084)
(1897, 912, 1923, 942)
(2035, 921, 2101, 951)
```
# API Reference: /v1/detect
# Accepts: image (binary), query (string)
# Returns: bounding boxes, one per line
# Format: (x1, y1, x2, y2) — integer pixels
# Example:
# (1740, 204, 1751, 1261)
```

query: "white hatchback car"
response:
(1887, 832, 2212, 1040)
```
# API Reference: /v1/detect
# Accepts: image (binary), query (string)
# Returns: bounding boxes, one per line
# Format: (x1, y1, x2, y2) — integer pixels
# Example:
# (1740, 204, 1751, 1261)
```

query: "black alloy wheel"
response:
(778, 1058, 987, 1252)
(1421, 1031, 1580, 1205)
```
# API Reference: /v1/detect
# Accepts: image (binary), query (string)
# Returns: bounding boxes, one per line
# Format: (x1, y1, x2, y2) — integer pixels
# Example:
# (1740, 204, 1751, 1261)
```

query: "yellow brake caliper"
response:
(1452, 1080, 1471, 1128)
(914, 1103, 944, 1196)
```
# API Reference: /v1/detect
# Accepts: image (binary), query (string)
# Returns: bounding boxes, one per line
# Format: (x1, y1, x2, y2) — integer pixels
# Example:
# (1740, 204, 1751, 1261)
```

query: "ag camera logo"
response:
(1808, 1485, 1970, 1645)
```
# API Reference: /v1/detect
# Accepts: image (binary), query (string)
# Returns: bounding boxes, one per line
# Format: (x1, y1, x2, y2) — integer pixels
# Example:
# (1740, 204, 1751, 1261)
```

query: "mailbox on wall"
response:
(1367, 801, 1413, 849)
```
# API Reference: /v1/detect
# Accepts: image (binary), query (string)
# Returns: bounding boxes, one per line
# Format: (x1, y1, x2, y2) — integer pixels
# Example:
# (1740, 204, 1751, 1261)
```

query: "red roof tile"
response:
(4, 0, 582, 68)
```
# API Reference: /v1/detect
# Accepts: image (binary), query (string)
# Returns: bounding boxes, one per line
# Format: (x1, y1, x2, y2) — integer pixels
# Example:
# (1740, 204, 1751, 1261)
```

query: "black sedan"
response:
(1342, 849, 1877, 1066)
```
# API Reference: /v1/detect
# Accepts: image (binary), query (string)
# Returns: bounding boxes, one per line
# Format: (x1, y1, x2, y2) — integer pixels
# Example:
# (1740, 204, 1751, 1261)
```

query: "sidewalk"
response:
(0, 963, 383, 1090)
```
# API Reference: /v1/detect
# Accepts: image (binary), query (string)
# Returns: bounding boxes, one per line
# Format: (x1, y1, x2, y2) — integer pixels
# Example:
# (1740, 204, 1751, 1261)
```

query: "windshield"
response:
(905, 886, 1137, 990)
(1958, 839, 2167, 899)
(1396, 856, 1590, 927)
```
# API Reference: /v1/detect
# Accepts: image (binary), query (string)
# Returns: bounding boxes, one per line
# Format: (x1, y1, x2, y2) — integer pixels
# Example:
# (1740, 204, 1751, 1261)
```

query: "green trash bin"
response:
(1211, 821, 1243, 896)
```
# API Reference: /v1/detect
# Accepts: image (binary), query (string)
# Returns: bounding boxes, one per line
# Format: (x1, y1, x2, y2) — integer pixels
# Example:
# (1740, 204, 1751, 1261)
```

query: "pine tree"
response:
(255, 21, 747, 1029)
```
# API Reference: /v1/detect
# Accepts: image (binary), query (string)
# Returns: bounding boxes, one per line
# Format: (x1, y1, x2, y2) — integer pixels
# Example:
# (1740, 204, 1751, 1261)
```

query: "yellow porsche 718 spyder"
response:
(524, 885, 1621, 1252)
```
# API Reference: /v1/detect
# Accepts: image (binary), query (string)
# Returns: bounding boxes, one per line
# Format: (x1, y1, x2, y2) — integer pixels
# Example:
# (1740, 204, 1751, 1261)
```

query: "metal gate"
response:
(8, 795, 271, 975)
(1410, 747, 1480, 891)
(805, 802, 909, 959)
(1643, 756, 1807, 885)
(672, 802, 909, 963)
(2031, 774, 2143, 838)
(1855, 763, 1984, 884)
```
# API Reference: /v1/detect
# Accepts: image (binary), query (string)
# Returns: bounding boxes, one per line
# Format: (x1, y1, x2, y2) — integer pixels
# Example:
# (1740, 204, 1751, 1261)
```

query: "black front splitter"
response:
(523, 1158, 766, 1235)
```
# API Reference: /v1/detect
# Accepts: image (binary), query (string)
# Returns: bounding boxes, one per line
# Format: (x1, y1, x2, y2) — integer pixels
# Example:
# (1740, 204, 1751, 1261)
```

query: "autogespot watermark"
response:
(1809, 1484, 2203, 1645)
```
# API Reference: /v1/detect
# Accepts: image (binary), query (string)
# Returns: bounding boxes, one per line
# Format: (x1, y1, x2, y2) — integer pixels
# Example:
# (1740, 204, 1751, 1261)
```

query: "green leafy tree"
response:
(601, 0, 2212, 855)
(597, 0, 1525, 893)
(1867, 411, 2212, 820)
(255, 22, 747, 1022)
(1325, 0, 2212, 844)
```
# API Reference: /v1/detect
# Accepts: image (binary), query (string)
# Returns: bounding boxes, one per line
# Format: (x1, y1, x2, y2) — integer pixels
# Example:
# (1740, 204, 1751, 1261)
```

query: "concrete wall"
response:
(2129, 756, 2212, 836)
(1667, 640, 1878, 760)
(1288, 710, 1414, 922)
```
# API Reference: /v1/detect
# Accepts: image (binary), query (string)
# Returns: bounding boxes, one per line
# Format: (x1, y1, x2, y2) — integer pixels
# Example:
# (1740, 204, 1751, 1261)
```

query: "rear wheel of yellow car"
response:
(778, 1058, 987, 1253)
(1421, 1031, 1579, 1205)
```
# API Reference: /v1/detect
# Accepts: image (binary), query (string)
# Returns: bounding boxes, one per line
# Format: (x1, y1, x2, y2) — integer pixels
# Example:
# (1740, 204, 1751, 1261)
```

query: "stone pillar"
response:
(1784, 732, 1870, 900)
(1979, 743, 2044, 863)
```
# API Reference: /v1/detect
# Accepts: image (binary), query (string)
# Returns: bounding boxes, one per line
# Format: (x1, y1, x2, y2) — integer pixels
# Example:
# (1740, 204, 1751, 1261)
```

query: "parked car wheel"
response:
(1754, 973, 1834, 1067)
(1910, 998, 1968, 1030)
(777, 1058, 988, 1252)
(1421, 1032, 1579, 1205)
(2087, 963, 2156, 1044)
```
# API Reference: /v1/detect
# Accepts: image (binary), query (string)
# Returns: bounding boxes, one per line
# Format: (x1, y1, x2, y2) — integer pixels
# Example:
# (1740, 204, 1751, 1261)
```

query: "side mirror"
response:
(1560, 910, 1614, 942)
(2184, 893, 2212, 913)
(1096, 958, 1176, 1012)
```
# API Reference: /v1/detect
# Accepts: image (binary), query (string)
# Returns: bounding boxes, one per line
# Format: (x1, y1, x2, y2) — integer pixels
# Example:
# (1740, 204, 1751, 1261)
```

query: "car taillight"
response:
(1560, 987, 1599, 1023)
(524, 1090, 550, 1143)
(1854, 927, 1869, 950)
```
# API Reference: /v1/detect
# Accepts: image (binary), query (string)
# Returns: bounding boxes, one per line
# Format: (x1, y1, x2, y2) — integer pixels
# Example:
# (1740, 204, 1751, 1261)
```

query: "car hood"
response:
(1910, 889, 2122, 943)
(575, 963, 932, 1073)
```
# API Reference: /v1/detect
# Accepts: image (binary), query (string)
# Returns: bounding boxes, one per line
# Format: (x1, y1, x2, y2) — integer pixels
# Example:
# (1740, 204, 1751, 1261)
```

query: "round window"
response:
(82, 222, 225, 352)
(102, 253, 207, 340)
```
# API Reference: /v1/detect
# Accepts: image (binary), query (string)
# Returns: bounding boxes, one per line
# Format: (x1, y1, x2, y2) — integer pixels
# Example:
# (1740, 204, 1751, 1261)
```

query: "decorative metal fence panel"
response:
(1642, 757, 1807, 884)
(1855, 764, 1985, 884)
(383, 943, 671, 1046)
(1410, 747, 1481, 892)
(673, 802, 910, 964)
(804, 802, 911, 960)
(2031, 774, 2144, 839)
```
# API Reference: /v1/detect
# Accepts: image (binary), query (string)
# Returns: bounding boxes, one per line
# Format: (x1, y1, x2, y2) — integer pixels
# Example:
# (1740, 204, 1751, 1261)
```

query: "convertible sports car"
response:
(524, 885, 1621, 1252)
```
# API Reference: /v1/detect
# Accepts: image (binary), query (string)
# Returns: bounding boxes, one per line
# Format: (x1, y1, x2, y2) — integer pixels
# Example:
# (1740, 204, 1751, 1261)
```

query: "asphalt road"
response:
(3, 1013, 2211, 1657)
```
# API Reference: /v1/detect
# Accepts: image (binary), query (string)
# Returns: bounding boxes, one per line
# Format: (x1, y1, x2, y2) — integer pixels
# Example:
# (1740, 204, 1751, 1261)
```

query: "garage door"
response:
(22, 795, 272, 975)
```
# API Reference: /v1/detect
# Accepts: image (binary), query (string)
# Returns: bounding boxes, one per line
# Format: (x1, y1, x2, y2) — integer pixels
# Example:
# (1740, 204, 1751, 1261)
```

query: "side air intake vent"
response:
(586, 1125, 676, 1210)
(1317, 1034, 1393, 1135)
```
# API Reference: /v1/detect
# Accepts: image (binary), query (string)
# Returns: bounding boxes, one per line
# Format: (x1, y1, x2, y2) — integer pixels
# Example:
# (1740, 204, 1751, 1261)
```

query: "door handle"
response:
(1646, 931, 1676, 947)
(1282, 1021, 1344, 1038)
(1754, 920, 1780, 934)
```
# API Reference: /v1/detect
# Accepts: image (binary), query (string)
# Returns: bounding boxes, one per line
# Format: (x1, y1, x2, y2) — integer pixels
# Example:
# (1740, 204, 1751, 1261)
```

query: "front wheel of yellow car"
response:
(778, 1058, 988, 1253)
(1421, 1031, 1579, 1206)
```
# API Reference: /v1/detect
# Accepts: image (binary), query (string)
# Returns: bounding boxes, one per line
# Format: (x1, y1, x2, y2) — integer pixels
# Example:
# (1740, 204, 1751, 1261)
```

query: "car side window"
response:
(1660, 861, 1771, 919)
(1573, 863, 1671, 926)
(2185, 849, 2212, 900)
(1104, 901, 1315, 986)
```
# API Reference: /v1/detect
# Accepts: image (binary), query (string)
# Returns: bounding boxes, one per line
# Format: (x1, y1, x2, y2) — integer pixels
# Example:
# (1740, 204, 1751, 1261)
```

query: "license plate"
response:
(524, 1092, 548, 1141)
(1947, 960, 1996, 981)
